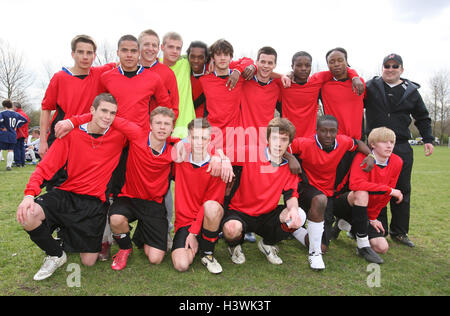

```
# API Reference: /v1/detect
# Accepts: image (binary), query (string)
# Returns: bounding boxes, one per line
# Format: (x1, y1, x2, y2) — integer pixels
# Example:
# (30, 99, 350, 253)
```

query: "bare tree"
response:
(94, 39, 117, 66)
(0, 39, 34, 111)
(427, 70, 450, 143)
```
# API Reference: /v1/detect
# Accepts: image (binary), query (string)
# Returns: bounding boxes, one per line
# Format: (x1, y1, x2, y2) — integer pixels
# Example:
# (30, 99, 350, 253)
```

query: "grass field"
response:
(0, 146, 449, 296)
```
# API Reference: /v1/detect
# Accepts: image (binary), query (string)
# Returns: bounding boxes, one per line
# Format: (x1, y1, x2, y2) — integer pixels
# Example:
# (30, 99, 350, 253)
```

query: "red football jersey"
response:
(191, 73, 206, 118)
(349, 152, 403, 220)
(147, 61, 179, 119)
(174, 159, 226, 235)
(229, 147, 299, 217)
(42, 64, 115, 136)
(15, 108, 29, 139)
(289, 134, 357, 197)
(240, 78, 281, 133)
(100, 66, 172, 130)
(24, 125, 126, 202)
(321, 77, 366, 140)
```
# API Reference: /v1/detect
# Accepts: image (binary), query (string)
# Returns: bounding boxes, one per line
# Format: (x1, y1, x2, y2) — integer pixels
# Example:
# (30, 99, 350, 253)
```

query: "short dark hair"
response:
(317, 115, 338, 129)
(71, 34, 97, 52)
(209, 39, 233, 58)
(2, 99, 13, 109)
(267, 117, 296, 143)
(325, 47, 350, 67)
(187, 41, 209, 59)
(92, 93, 117, 110)
(292, 51, 312, 65)
(257, 46, 277, 63)
(187, 118, 211, 132)
(117, 34, 139, 49)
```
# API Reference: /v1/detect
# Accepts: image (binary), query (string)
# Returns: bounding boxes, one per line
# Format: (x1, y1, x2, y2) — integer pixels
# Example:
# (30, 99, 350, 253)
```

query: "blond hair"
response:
(150, 106, 176, 125)
(162, 32, 182, 45)
(368, 127, 396, 147)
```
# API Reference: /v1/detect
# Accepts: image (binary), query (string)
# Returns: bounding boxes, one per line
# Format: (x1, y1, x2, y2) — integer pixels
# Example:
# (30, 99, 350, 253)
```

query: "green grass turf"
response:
(0, 146, 448, 296)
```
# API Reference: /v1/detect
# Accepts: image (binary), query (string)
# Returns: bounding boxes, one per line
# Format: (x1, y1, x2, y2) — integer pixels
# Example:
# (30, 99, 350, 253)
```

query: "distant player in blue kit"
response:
(0, 99, 28, 170)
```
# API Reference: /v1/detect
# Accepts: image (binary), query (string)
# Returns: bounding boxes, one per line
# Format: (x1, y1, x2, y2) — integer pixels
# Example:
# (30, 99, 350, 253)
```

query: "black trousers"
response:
(388, 141, 413, 236)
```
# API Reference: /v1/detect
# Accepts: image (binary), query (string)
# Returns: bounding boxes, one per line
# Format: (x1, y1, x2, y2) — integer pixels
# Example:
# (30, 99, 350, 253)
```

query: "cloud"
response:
(390, 0, 450, 22)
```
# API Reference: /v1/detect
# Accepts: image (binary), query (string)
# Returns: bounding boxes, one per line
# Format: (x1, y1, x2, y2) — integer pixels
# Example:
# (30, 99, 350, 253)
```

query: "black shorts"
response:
(0, 142, 14, 150)
(109, 196, 168, 251)
(221, 206, 290, 246)
(35, 189, 108, 253)
(334, 193, 387, 239)
(172, 225, 200, 251)
(297, 182, 335, 246)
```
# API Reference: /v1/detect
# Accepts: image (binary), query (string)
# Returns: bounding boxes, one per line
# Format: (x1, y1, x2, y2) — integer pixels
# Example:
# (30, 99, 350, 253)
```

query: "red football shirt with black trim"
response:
(42, 63, 116, 135)
(289, 134, 357, 197)
(174, 158, 226, 235)
(24, 124, 127, 202)
(147, 61, 179, 119)
(100, 66, 172, 130)
(349, 152, 403, 220)
(229, 147, 299, 217)
(321, 77, 366, 140)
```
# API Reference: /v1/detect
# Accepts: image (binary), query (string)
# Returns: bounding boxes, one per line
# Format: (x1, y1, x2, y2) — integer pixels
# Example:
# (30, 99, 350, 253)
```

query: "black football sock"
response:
(199, 228, 220, 256)
(26, 222, 63, 257)
(113, 232, 132, 250)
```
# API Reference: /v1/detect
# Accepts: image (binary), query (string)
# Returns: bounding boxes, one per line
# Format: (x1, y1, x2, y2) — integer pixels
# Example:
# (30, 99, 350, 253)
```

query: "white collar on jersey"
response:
(265, 147, 288, 166)
(118, 64, 145, 76)
(189, 152, 211, 167)
(192, 64, 206, 77)
(62, 67, 90, 76)
(315, 134, 338, 151)
(148, 132, 167, 156)
(372, 150, 390, 167)
(79, 123, 110, 135)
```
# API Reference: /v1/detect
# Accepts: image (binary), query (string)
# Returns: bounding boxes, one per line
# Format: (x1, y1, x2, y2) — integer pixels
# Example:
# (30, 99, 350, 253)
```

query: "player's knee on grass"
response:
(144, 245, 165, 265)
(370, 237, 389, 254)
(80, 253, 99, 266)
(172, 250, 191, 272)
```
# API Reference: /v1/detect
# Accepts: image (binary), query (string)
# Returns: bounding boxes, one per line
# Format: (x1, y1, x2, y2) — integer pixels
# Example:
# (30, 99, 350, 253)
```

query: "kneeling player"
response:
(222, 118, 306, 266)
(289, 115, 374, 270)
(171, 118, 228, 274)
(16, 94, 126, 280)
(333, 127, 403, 260)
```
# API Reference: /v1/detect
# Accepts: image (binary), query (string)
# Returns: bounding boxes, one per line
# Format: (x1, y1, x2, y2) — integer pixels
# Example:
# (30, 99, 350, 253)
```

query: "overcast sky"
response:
(1, 0, 449, 109)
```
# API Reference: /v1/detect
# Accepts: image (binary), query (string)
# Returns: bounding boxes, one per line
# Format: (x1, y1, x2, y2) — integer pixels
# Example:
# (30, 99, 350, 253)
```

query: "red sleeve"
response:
(188, 177, 226, 235)
(308, 71, 333, 84)
(111, 116, 147, 141)
(41, 75, 59, 111)
(24, 137, 70, 197)
(283, 172, 300, 199)
(289, 137, 305, 155)
(349, 154, 391, 193)
(347, 68, 360, 79)
(154, 77, 176, 118)
(68, 113, 92, 127)
(230, 57, 255, 73)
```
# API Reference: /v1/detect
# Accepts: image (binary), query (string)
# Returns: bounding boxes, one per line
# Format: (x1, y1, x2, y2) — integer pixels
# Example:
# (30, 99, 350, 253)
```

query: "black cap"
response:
(383, 53, 403, 66)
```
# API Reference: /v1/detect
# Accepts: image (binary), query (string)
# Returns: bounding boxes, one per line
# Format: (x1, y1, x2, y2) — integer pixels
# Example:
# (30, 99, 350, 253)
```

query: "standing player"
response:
(222, 118, 305, 266)
(0, 100, 28, 171)
(188, 41, 209, 118)
(39, 34, 116, 158)
(240, 46, 281, 143)
(333, 127, 403, 260)
(161, 32, 195, 138)
(289, 115, 374, 270)
(171, 118, 227, 274)
(138, 29, 179, 118)
(364, 53, 434, 247)
(16, 93, 126, 280)
(321, 47, 365, 140)
(12, 102, 29, 167)
(280, 51, 364, 138)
